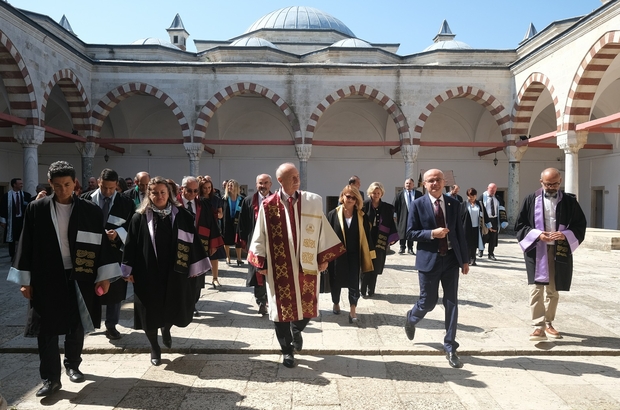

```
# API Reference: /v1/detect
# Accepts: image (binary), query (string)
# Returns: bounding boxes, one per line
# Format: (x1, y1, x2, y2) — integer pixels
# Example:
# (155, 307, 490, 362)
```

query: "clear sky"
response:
(9, 0, 603, 55)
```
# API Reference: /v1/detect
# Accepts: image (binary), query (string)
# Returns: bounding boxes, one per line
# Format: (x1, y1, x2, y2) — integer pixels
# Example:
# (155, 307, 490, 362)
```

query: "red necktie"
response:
(288, 196, 297, 248)
(434, 199, 448, 254)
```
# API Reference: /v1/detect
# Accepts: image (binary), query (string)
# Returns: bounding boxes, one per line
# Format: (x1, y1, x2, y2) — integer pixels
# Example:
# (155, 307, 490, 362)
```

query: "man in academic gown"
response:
(7, 161, 121, 397)
(479, 182, 508, 260)
(248, 163, 345, 368)
(394, 178, 422, 255)
(0, 177, 32, 259)
(515, 168, 586, 342)
(238, 173, 273, 315)
(123, 171, 150, 207)
(81, 168, 135, 340)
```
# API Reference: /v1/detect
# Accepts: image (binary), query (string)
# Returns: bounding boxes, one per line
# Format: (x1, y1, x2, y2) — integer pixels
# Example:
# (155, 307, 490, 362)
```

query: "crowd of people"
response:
(3, 161, 586, 396)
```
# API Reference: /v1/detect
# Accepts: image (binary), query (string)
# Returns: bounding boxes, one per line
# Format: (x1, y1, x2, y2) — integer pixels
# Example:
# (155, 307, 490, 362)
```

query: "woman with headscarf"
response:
(361, 182, 398, 297)
(221, 179, 244, 267)
(121, 177, 210, 365)
(326, 185, 375, 324)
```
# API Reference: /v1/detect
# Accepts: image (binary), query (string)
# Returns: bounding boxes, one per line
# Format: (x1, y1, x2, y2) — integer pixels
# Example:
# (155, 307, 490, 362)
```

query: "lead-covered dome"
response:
(230, 37, 279, 49)
(246, 6, 355, 37)
(331, 38, 371, 48)
(131, 38, 178, 49)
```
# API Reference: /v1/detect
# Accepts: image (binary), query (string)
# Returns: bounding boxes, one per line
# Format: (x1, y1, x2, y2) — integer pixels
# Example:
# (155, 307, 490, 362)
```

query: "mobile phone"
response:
(45, 187, 52, 195)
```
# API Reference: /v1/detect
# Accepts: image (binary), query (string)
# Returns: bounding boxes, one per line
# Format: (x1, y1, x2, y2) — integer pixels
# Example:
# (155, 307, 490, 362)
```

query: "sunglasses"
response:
(344, 194, 356, 200)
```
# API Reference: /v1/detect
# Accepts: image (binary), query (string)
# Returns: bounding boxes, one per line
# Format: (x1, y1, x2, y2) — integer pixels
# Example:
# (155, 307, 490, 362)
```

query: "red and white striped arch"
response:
(305, 84, 411, 143)
(413, 86, 510, 140)
(194, 82, 301, 142)
(91, 82, 190, 138)
(41, 69, 90, 132)
(512, 73, 561, 136)
(0, 30, 39, 125)
(563, 31, 620, 131)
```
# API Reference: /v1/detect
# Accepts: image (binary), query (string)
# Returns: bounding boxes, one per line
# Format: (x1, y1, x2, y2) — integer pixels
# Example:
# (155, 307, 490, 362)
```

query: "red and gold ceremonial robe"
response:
(248, 190, 344, 322)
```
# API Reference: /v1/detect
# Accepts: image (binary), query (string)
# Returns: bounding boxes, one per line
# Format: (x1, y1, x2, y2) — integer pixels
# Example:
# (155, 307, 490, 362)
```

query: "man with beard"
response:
(515, 168, 586, 341)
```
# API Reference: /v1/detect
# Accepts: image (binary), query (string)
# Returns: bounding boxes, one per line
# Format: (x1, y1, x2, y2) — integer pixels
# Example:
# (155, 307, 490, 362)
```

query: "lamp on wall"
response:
(104, 149, 109, 163)
(493, 152, 498, 166)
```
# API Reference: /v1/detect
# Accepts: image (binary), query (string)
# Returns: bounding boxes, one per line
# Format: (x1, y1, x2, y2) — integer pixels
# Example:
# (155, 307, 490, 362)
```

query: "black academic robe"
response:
(515, 190, 587, 291)
(81, 190, 135, 304)
(393, 189, 422, 240)
(460, 200, 486, 251)
(237, 192, 271, 286)
(121, 206, 209, 330)
(0, 190, 32, 242)
(11, 195, 119, 336)
(221, 195, 244, 245)
(362, 199, 398, 275)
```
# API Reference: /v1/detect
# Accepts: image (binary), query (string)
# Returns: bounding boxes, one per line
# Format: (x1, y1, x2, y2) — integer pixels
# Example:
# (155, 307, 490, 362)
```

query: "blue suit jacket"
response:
(406, 194, 469, 272)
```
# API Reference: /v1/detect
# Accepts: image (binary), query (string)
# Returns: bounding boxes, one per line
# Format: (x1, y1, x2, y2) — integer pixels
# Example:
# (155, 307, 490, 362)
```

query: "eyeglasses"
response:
(424, 178, 444, 184)
(541, 182, 560, 188)
(185, 189, 199, 193)
(344, 194, 356, 200)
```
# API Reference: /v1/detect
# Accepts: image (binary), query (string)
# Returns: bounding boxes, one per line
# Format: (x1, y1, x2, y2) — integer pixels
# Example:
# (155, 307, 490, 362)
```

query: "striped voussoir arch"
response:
(563, 31, 620, 131)
(41, 69, 90, 132)
(305, 84, 411, 143)
(193, 82, 301, 142)
(413, 86, 510, 140)
(92, 83, 190, 138)
(0, 30, 39, 125)
(512, 73, 561, 136)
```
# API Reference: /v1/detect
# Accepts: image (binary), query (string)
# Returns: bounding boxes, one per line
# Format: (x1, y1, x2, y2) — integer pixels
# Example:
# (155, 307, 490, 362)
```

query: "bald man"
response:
(479, 182, 507, 260)
(515, 168, 586, 342)
(123, 171, 150, 207)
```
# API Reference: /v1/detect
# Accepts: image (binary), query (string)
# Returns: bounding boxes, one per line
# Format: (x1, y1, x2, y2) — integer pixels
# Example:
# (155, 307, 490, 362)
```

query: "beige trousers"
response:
(529, 245, 559, 329)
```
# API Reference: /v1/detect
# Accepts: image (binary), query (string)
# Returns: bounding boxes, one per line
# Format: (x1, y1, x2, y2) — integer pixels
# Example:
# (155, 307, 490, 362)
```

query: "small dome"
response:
(331, 38, 372, 48)
(246, 6, 355, 37)
(131, 38, 178, 49)
(230, 37, 279, 49)
(423, 40, 472, 51)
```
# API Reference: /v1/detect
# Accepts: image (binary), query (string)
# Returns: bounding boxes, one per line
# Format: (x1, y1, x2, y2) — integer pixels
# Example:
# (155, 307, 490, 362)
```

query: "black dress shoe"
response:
(282, 353, 295, 368)
(150, 345, 162, 366)
(398, 249, 405, 255)
(446, 352, 463, 368)
(66, 367, 85, 383)
(470, 261, 477, 266)
(193, 309, 200, 317)
(36, 380, 62, 397)
(105, 327, 122, 340)
(404, 312, 416, 341)
(488, 254, 497, 261)
(161, 327, 172, 348)
(292, 332, 303, 352)
(478, 250, 483, 257)
(258, 303, 268, 315)
(407, 249, 415, 255)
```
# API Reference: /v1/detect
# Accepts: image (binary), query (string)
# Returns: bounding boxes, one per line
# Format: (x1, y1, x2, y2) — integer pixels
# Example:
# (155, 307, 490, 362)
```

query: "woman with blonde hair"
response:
(362, 182, 398, 297)
(326, 185, 375, 324)
(121, 177, 209, 365)
(221, 179, 244, 267)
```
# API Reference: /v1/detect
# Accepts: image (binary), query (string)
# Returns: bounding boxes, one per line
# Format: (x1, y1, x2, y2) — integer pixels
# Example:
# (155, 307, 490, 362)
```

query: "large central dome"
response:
(245, 6, 355, 37)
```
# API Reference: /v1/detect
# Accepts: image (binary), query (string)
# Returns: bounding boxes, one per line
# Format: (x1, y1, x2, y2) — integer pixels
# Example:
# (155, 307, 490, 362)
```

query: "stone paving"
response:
(1, 235, 620, 409)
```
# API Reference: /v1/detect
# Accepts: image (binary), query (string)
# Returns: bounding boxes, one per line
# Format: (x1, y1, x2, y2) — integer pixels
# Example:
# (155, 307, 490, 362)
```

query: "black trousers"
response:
(254, 284, 267, 306)
(399, 238, 413, 251)
(360, 272, 378, 296)
(37, 322, 84, 382)
(274, 318, 309, 354)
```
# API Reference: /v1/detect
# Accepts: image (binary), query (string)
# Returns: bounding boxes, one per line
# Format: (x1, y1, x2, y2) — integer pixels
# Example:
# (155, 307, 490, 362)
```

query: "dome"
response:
(131, 38, 178, 49)
(230, 37, 279, 49)
(423, 40, 472, 52)
(246, 6, 355, 37)
(331, 38, 372, 48)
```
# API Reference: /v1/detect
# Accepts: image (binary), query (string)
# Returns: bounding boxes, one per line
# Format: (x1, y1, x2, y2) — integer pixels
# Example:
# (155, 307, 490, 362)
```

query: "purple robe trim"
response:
(189, 257, 211, 278)
(559, 224, 580, 253)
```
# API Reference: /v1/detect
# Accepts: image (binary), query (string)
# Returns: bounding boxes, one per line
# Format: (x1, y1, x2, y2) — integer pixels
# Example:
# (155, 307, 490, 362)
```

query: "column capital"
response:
(504, 145, 528, 162)
(13, 125, 45, 147)
(184, 142, 204, 160)
(75, 141, 99, 158)
(556, 130, 587, 154)
(296, 144, 312, 161)
(401, 144, 419, 162)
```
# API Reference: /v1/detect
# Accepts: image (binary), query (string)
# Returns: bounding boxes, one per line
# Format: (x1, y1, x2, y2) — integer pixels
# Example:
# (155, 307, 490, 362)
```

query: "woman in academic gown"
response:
(200, 177, 225, 288)
(362, 182, 398, 297)
(460, 187, 486, 266)
(221, 179, 244, 266)
(327, 185, 375, 325)
(121, 177, 210, 365)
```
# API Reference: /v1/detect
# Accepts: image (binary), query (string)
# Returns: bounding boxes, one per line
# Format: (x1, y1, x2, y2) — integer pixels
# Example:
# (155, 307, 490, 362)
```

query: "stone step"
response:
(581, 227, 620, 251)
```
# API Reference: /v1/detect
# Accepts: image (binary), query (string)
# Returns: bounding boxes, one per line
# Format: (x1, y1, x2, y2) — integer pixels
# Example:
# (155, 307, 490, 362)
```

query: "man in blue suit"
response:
(404, 169, 469, 368)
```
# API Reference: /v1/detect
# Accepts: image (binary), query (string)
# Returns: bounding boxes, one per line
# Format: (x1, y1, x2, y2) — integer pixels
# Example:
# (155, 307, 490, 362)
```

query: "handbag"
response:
(479, 215, 489, 235)
(319, 269, 331, 294)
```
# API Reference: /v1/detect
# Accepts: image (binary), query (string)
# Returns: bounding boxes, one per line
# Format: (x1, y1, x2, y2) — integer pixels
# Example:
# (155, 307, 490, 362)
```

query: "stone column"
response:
(557, 130, 587, 197)
(184, 142, 204, 177)
(504, 144, 528, 230)
(295, 144, 312, 191)
(13, 125, 45, 196)
(401, 144, 420, 181)
(76, 141, 99, 188)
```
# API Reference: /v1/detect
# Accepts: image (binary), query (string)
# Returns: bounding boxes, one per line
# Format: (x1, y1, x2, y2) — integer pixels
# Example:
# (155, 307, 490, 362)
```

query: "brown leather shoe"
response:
(545, 324, 562, 339)
(529, 328, 548, 341)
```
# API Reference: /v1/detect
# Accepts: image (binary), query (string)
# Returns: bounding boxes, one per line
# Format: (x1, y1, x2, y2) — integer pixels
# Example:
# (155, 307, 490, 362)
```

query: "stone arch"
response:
(194, 82, 301, 142)
(412, 86, 510, 140)
(512, 72, 561, 136)
(305, 84, 410, 143)
(563, 30, 620, 131)
(0, 30, 39, 125)
(91, 82, 190, 138)
(41, 69, 90, 132)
